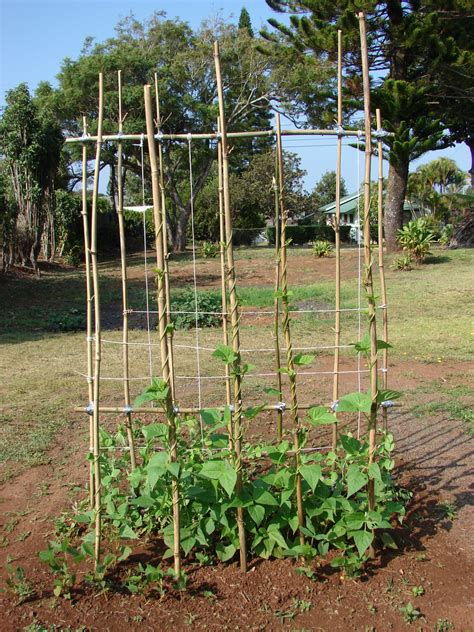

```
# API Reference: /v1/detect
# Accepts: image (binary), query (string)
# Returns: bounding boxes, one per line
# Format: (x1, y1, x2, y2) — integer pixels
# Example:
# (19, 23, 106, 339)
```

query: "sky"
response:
(0, 0, 470, 193)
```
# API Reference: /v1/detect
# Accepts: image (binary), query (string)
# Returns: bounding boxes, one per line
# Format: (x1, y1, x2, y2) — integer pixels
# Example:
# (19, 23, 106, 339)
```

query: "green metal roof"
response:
(320, 193, 421, 214)
(319, 193, 360, 214)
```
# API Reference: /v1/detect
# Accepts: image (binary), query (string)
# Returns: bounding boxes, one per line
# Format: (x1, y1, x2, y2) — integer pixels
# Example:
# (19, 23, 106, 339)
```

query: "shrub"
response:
(439, 223, 454, 247)
(266, 224, 347, 246)
(312, 240, 333, 257)
(397, 218, 435, 263)
(171, 290, 222, 329)
(200, 241, 219, 259)
(392, 254, 414, 271)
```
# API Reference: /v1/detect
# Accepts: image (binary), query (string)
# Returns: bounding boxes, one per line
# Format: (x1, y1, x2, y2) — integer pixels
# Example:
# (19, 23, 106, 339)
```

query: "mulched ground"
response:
(0, 359, 473, 631)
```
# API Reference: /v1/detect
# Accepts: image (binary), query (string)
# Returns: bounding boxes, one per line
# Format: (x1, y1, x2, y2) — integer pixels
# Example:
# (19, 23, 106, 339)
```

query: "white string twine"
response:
(140, 136, 154, 383)
(188, 138, 203, 413)
(356, 131, 362, 439)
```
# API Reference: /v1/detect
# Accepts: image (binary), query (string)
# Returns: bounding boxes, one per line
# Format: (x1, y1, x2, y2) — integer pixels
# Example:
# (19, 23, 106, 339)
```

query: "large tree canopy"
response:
(54, 13, 279, 251)
(262, 0, 473, 250)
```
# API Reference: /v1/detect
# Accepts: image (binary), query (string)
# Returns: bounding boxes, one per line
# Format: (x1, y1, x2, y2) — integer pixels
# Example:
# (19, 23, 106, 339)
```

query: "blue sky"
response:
(1, 0, 470, 192)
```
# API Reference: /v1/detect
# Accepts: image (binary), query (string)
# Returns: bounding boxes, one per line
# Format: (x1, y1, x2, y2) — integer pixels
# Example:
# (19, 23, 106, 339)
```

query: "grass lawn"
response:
(0, 246, 473, 479)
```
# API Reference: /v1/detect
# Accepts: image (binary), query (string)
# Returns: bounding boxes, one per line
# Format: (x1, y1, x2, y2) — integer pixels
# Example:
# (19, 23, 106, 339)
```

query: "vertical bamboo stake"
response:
(359, 13, 379, 557)
(217, 119, 232, 409)
(273, 170, 283, 441)
(276, 113, 304, 546)
(117, 71, 137, 470)
(154, 73, 176, 401)
(331, 29, 343, 451)
(80, 116, 95, 508)
(214, 41, 247, 572)
(376, 108, 389, 432)
(144, 84, 181, 576)
(90, 73, 104, 568)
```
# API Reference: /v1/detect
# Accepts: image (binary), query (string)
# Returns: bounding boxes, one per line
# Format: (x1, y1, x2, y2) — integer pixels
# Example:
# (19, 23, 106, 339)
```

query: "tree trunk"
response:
(173, 202, 191, 252)
(385, 157, 409, 252)
(467, 137, 474, 188)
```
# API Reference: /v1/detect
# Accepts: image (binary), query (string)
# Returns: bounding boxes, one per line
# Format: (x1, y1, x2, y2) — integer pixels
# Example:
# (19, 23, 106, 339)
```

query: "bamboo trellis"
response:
(73, 15, 392, 572)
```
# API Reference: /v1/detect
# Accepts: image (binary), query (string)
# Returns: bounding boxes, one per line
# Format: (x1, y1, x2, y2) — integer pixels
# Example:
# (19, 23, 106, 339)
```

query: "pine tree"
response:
(238, 7, 254, 38)
(262, 1, 472, 250)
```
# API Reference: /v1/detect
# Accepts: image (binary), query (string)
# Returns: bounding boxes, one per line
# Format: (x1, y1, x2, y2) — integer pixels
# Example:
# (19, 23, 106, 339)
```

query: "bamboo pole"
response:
(276, 113, 304, 546)
(144, 84, 181, 576)
(66, 128, 390, 145)
(376, 108, 389, 432)
(359, 13, 379, 559)
(214, 41, 247, 572)
(90, 74, 104, 568)
(331, 30, 343, 451)
(117, 71, 137, 470)
(272, 169, 284, 441)
(217, 119, 232, 409)
(154, 73, 176, 401)
(80, 116, 95, 508)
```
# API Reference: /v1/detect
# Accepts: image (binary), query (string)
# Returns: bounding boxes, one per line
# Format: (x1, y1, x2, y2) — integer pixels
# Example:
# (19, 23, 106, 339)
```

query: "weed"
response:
(5, 565, 36, 604)
(434, 619, 453, 631)
(415, 552, 428, 562)
(438, 501, 457, 521)
(400, 602, 422, 624)
(411, 585, 425, 597)
(16, 530, 31, 542)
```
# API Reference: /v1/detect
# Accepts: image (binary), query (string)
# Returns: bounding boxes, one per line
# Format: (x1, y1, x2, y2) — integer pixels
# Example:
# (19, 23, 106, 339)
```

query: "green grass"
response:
(0, 246, 472, 476)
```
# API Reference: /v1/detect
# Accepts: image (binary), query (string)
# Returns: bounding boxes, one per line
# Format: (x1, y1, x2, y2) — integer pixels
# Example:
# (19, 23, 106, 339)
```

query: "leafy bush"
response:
(170, 290, 222, 329)
(392, 254, 414, 271)
(47, 309, 86, 332)
(397, 218, 435, 263)
(312, 240, 333, 258)
(200, 241, 219, 259)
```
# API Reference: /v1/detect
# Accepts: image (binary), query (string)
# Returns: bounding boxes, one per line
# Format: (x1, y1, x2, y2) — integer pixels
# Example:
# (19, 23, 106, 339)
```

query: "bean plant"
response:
(39, 361, 408, 596)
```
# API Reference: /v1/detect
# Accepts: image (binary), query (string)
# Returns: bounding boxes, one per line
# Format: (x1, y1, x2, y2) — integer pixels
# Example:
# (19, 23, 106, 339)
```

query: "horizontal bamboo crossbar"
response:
(65, 127, 392, 144)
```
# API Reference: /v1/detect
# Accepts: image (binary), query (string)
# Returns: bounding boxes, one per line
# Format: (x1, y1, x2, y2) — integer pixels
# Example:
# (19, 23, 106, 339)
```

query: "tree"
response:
(238, 7, 254, 37)
(312, 170, 348, 208)
(0, 84, 63, 275)
(407, 157, 470, 221)
(261, 0, 472, 250)
(55, 13, 275, 251)
(194, 149, 310, 241)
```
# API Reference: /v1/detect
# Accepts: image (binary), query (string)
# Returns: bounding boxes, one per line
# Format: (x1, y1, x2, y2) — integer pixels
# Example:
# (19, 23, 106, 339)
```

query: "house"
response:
(320, 193, 419, 243)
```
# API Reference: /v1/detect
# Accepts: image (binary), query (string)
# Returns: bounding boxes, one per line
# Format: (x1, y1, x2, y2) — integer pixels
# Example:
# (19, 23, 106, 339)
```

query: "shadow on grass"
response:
(424, 254, 451, 265)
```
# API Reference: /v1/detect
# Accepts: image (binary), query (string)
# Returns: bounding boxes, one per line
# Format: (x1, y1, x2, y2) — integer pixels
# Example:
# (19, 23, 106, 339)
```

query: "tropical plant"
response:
(391, 254, 414, 272)
(312, 240, 333, 257)
(397, 218, 434, 263)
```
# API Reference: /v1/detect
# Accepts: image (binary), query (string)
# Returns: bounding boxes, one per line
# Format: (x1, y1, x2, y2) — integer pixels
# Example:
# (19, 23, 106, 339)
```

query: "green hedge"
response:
(266, 224, 351, 245)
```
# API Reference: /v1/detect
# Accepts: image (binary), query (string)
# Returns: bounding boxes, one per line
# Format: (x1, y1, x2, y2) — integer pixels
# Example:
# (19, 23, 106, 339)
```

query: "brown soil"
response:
(1, 359, 473, 631)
